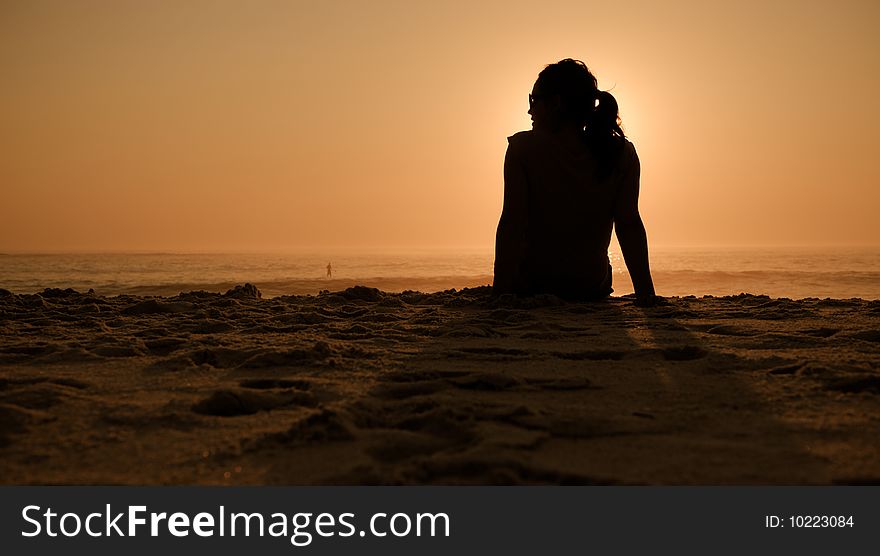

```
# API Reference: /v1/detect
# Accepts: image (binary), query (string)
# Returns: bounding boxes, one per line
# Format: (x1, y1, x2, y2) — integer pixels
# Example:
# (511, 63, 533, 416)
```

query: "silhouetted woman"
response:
(493, 59, 656, 305)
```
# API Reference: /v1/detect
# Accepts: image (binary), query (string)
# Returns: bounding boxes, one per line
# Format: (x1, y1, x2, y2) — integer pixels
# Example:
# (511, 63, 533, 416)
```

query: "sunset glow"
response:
(2, 0, 879, 252)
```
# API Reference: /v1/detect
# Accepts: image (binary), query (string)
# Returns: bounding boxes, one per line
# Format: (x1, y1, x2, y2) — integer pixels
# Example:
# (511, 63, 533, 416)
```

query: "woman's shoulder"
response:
(504, 131, 541, 165)
(506, 130, 556, 157)
(507, 130, 540, 147)
(619, 138, 639, 166)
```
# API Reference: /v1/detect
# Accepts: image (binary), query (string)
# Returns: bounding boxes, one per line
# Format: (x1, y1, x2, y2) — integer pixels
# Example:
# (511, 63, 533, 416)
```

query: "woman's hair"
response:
(536, 59, 625, 177)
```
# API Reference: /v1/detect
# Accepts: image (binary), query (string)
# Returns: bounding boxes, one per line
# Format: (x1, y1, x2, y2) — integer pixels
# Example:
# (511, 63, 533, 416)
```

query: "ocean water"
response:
(1, 247, 878, 300)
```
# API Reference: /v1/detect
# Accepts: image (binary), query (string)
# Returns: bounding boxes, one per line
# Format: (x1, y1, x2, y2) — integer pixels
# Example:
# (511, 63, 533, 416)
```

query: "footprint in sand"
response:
(239, 378, 311, 390)
(449, 372, 522, 391)
(255, 409, 355, 446)
(370, 380, 451, 400)
(552, 350, 625, 361)
(191, 389, 317, 416)
(798, 327, 840, 338)
(824, 376, 880, 395)
(659, 345, 708, 361)
(850, 330, 880, 343)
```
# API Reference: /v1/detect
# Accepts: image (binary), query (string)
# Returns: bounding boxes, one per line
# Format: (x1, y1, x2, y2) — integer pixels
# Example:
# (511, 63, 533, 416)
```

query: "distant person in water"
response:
(493, 58, 656, 306)
(326, 262, 332, 278)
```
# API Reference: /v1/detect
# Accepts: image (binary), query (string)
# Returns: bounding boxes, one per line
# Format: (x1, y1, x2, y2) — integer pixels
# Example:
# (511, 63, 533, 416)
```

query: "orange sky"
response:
(2, 0, 879, 252)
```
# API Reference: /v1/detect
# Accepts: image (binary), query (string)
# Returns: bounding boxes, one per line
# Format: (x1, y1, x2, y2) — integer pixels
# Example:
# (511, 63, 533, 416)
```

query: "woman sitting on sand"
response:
(493, 58, 656, 306)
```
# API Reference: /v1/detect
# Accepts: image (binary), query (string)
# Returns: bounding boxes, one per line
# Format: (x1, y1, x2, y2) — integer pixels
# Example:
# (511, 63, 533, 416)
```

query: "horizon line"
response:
(2, 243, 880, 256)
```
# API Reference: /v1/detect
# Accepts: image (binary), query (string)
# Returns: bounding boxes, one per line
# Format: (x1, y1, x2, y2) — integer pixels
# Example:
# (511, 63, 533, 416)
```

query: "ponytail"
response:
(584, 90, 625, 180)
(590, 90, 624, 139)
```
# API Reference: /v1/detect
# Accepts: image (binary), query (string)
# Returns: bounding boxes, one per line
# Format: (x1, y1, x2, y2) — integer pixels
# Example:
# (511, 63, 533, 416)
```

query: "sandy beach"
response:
(1, 284, 878, 485)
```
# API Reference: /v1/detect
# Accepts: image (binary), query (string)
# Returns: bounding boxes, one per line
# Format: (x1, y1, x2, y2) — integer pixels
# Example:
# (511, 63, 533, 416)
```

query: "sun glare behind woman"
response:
(493, 58, 656, 305)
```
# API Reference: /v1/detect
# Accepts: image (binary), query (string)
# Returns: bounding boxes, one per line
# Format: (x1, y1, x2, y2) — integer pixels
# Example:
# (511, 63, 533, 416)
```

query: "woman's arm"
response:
(613, 144, 656, 305)
(493, 139, 529, 294)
